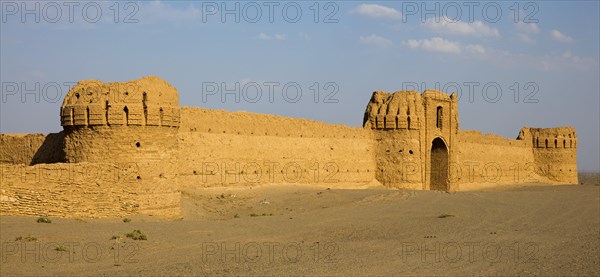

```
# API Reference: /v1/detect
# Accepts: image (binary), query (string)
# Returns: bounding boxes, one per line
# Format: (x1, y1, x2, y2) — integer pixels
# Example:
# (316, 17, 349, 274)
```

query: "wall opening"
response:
(142, 92, 148, 125)
(70, 108, 74, 125)
(436, 106, 443, 129)
(159, 107, 164, 126)
(407, 116, 411, 129)
(124, 106, 129, 126)
(105, 101, 110, 125)
(430, 137, 449, 191)
(86, 107, 90, 126)
(563, 139, 566, 148)
(554, 139, 558, 148)
(545, 139, 548, 148)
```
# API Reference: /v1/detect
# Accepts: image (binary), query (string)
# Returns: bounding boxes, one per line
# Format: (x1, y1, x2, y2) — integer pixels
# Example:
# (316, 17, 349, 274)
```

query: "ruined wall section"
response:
(373, 131, 423, 189)
(0, 163, 180, 218)
(524, 127, 578, 183)
(177, 107, 377, 188)
(0, 134, 47, 164)
(455, 130, 543, 187)
(0, 133, 65, 165)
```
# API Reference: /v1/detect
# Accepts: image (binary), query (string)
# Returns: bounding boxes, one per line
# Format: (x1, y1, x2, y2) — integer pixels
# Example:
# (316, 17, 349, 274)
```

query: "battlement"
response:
(60, 76, 180, 128)
(521, 127, 578, 149)
(363, 90, 424, 130)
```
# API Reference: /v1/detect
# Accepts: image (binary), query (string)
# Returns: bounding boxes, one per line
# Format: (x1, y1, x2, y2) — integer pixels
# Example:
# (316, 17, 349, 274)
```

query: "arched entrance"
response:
(430, 137, 449, 191)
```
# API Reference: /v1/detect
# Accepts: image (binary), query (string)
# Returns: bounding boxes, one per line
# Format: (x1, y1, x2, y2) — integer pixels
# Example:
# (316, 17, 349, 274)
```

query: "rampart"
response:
(0, 76, 578, 218)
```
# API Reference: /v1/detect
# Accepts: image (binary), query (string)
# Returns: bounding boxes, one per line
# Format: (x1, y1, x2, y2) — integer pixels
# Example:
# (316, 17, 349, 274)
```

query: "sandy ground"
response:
(1, 175, 599, 276)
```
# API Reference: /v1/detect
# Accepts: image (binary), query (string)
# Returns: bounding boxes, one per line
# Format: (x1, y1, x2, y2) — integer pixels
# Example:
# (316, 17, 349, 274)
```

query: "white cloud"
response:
(423, 17, 500, 39)
(517, 33, 535, 44)
(257, 33, 286, 41)
(404, 36, 594, 71)
(550, 29, 574, 43)
(359, 34, 393, 48)
(515, 22, 540, 33)
(465, 44, 486, 55)
(403, 37, 488, 56)
(464, 47, 594, 71)
(351, 4, 402, 20)
(403, 37, 462, 54)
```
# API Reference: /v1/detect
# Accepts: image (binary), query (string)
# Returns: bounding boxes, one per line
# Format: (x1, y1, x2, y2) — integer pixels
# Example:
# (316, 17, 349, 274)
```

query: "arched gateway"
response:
(430, 137, 449, 191)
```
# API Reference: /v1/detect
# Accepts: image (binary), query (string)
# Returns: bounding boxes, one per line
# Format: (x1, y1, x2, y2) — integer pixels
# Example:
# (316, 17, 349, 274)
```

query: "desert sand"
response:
(1, 174, 598, 276)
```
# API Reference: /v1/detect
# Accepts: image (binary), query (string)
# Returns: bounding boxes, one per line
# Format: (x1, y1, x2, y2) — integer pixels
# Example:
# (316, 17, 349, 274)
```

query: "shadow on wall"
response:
(30, 132, 65, 165)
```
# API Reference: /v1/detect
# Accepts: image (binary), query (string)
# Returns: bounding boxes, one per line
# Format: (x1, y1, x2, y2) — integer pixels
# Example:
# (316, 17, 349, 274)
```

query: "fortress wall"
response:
(61, 126, 182, 215)
(0, 163, 180, 218)
(177, 107, 377, 187)
(63, 126, 178, 165)
(0, 133, 65, 165)
(179, 107, 372, 139)
(0, 134, 46, 164)
(532, 148, 578, 183)
(373, 130, 424, 189)
(455, 130, 542, 186)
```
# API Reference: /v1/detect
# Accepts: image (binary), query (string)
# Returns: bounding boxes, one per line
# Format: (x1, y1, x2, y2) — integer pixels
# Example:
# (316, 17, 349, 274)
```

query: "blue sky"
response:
(1, 1, 599, 171)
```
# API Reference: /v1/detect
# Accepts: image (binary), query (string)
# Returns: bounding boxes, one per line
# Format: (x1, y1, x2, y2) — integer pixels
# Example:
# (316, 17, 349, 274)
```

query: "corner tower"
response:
(60, 76, 181, 217)
(520, 127, 578, 184)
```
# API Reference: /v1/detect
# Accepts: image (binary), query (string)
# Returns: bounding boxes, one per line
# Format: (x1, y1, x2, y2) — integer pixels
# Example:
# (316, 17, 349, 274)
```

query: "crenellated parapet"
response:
(363, 91, 423, 130)
(59, 77, 182, 192)
(520, 127, 578, 149)
(518, 127, 578, 183)
(60, 76, 180, 128)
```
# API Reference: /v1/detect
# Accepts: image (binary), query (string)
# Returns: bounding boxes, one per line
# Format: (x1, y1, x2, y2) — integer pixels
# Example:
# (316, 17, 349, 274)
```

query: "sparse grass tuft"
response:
(110, 235, 122, 240)
(233, 214, 240, 218)
(250, 213, 273, 217)
(438, 213, 455, 218)
(125, 229, 147, 240)
(54, 245, 68, 252)
(122, 218, 131, 223)
(36, 217, 51, 223)
(15, 235, 37, 242)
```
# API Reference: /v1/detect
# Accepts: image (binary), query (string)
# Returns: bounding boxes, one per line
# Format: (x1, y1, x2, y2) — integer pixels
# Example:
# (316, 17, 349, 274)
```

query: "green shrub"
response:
(36, 217, 51, 223)
(54, 245, 68, 252)
(15, 235, 37, 242)
(125, 229, 147, 240)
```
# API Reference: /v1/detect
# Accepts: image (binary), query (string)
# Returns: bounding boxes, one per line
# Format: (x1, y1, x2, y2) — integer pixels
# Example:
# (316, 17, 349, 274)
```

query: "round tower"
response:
(60, 76, 181, 217)
(60, 76, 180, 164)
